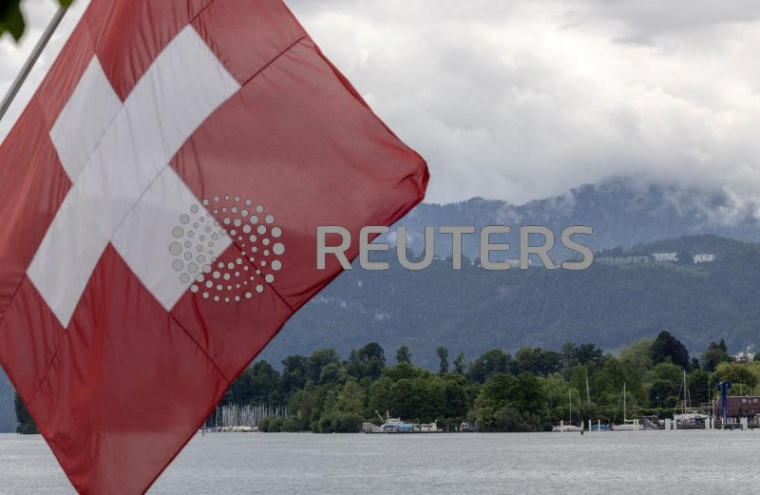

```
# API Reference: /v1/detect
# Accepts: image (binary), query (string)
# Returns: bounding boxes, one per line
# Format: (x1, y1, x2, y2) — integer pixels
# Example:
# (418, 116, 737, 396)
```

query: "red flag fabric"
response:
(0, 1, 428, 493)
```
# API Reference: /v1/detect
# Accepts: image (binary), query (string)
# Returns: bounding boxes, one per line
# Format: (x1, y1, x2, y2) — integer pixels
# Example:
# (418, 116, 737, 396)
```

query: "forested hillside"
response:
(259, 235, 760, 369)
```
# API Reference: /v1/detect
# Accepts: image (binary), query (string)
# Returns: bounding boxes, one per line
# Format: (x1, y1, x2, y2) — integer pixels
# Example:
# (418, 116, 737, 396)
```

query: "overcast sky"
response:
(2, 0, 760, 204)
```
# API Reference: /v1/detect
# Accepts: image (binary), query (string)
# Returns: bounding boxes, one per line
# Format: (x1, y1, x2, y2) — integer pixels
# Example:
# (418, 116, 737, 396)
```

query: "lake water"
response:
(1, 431, 758, 494)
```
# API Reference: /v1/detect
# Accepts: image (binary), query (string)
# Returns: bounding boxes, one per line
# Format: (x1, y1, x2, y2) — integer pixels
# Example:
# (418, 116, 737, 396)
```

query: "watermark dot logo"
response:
(169, 196, 285, 303)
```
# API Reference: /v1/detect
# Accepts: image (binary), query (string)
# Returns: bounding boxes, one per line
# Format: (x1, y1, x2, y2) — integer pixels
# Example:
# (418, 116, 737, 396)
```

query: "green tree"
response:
(648, 379, 674, 409)
(225, 361, 282, 406)
(436, 346, 449, 375)
(651, 331, 691, 370)
(646, 363, 686, 408)
(319, 362, 345, 385)
(561, 342, 578, 375)
(389, 378, 427, 422)
(280, 355, 308, 397)
(382, 361, 423, 382)
(317, 379, 367, 433)
(594, 356, 646, 411)
(359, 343, 386, 369)
(715, 363, 758, 394)
(441, 374, 469, 421)
(453, 352, 468, 375)
(346, 343, 386, 381)
(309, 385, 338, 432)
(515, 347, 561, 377)
(574, 344, 605, 367)
(687, 369, 711, 405)
(381, 373, 448, 424)
(702, 341, 732, 372)
(561, 343, 605, 376)
(257, 415, 284, 433)
(473, 373, 545, 432)
(543, 374, 570, 424)
(307, 349, 341, 383)
(468, 349, 514, 383)
(396, 345, 412, 364)
(14, 392, 38, 435)
(286, 383, 316, 431)
(619, 339, 654, 376)
(649, 362, 684, 383)
(367, 377, 395, 419)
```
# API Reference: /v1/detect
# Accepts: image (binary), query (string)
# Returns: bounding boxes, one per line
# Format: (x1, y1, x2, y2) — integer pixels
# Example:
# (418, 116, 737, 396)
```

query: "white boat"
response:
(376, 411, 414, 433)
(552, 422, 584, 432)
(417, 421, 439, 433)
(673, 412, 710, 428)
(612, 421, 642, 431)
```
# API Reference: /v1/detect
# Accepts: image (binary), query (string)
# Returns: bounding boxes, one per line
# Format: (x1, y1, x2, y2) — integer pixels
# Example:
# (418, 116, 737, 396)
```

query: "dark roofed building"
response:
(716, 396, 760, 420)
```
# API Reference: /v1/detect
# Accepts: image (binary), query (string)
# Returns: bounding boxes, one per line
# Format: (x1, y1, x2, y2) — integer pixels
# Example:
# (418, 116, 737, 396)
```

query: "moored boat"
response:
(552, 422, 584, 432)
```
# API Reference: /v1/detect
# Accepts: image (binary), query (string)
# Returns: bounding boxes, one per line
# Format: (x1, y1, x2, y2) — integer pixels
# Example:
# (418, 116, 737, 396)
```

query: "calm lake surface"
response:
(1, 431, 758, 494)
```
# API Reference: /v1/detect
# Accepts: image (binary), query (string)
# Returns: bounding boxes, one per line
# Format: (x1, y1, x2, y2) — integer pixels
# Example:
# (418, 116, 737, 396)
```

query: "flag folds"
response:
(0, 1, 428, 493)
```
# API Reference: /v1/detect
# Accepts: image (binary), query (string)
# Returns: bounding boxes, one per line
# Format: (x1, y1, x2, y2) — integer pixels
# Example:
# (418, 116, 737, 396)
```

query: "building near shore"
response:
(715, 396, 760, 421)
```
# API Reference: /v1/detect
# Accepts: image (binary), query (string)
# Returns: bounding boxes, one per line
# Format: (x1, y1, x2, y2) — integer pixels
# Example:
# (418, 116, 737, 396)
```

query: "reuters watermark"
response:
(170, 198, 595, 304)
(171, 197, 285, 303)
(317, 226, 594, 272)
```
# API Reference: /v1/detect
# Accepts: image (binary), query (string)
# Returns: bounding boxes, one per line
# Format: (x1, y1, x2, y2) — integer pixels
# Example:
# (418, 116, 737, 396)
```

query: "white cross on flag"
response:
(0, 1, 428, 493)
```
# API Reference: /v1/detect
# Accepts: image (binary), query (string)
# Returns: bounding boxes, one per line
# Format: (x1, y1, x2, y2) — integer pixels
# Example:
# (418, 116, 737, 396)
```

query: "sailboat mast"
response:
(569, 389, 572, 424)
(623, 383, 627, 422)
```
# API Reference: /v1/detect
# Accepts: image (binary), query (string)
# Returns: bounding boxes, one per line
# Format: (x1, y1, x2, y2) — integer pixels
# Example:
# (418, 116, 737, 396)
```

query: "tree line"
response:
(16, 330, 759, 434)
(223, 331, 760, 433)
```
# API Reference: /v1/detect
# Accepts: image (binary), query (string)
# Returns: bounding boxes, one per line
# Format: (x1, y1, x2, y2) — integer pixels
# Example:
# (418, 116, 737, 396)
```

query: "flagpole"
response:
(0, 6, 68, 124)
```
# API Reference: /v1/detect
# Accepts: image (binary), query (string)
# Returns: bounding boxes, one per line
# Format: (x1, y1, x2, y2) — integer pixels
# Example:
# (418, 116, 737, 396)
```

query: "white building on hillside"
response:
(653, 253, 678, 262)
(693, 253, 716, 264)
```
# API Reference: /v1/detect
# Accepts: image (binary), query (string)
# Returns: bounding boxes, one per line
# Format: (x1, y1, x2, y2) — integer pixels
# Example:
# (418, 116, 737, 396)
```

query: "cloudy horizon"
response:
(3, 0, 760, 205)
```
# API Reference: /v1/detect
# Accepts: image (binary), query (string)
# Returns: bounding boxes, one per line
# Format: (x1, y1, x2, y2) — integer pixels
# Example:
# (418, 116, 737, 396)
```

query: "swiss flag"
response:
(0, 1, 428, 493)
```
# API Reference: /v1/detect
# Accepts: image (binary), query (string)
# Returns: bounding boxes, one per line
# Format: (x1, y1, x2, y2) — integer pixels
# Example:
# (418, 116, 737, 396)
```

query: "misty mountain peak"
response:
(399, 176, 760, 258)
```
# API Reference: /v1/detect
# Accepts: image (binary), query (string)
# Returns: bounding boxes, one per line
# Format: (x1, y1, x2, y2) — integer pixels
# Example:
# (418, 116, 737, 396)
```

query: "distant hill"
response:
(258, 234, 760, 369)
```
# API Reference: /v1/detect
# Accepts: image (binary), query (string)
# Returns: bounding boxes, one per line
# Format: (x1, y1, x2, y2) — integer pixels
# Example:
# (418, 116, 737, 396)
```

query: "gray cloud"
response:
(3, 0, 760, 205)
(570, 0, 760, 40)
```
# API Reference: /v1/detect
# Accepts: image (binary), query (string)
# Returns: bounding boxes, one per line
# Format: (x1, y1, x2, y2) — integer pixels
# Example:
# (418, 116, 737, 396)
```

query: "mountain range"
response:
(392, 177, 760, 260)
